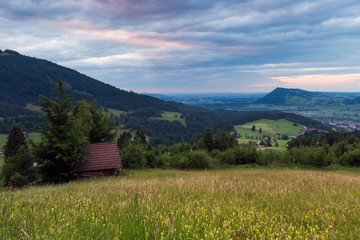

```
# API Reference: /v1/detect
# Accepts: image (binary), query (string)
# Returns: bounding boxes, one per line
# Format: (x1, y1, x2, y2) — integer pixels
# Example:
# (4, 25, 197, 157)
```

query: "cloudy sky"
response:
(1, 0, 360, 93)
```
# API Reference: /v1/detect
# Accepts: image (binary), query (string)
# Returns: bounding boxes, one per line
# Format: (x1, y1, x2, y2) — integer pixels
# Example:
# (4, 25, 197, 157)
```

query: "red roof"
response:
(74, 142, 122, 173)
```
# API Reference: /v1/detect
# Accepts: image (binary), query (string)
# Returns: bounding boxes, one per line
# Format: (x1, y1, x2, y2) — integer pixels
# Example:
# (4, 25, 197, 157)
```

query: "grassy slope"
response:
(0, 134, 7, 150)
(0, 133, 42, 150)
(152, 111, 187, 126)
(234, 119, 302, 138)
(107, 108, 126, 118)
(234, 119, 302, 149)
(1, 169, 359, 239)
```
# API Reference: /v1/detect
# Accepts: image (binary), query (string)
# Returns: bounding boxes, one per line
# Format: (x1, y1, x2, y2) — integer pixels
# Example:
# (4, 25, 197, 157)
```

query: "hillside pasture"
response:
(1, 169, 360, 239)
(152, 111, 186, 126)
(0, 133, 42, 150)
(107, 108, 126, 118)
(235, 119, 302, 139)
(0, 134, 7, 150)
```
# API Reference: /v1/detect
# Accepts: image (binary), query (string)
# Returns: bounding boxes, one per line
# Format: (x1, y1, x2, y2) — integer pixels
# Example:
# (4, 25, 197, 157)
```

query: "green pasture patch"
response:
(25, 103, 42, 112)
(0, 134, 7, 150)
(0, 133, 42, 150)
(107, 108, 126, 118)
(152, 111, 186, 126)
(235, 119, 302, 138)
(28, 132, 42, 144)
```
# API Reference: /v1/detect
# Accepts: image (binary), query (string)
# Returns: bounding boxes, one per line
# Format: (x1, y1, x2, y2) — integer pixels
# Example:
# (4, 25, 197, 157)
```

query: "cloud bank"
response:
(0, 0, 360, 92)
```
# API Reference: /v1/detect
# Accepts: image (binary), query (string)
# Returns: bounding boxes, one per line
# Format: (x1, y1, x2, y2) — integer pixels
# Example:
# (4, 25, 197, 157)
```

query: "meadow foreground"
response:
(1, 169, 359, 239)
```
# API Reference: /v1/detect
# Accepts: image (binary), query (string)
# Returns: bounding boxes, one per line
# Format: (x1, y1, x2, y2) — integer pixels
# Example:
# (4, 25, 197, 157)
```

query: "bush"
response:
(0, 148, 37, 187)
(288, 147, 329, 167)
(144, 151, 159, 168)
(219, 149, 236, 165)
(120, 144, 146, 169)
(9, 172, 28, 188)
(340, 149, 360, 167)
(184, 150, 214, 169)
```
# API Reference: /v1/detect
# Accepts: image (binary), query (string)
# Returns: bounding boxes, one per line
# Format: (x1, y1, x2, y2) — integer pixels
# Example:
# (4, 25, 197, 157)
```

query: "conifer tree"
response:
(74, 100, 115, 143)
(1, 124, 35, 187)
(4, 123, 26, 158)
(33, 77, 90, 183)
(203, 128, 214, 152)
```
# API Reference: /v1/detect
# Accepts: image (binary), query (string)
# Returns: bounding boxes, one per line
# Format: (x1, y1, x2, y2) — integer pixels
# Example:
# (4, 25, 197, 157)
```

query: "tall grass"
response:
(1, 169, 360, 239)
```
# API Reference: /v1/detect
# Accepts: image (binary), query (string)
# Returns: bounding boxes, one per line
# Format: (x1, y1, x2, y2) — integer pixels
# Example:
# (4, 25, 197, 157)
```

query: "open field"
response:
(0, 134, 6, 150)
(0, 133, 42, 150)
(107, 108, 126, 118)
(235, 119, 302, 138)
(152, 111, 186, 126)
(1, 169, 360, 239)
(0, 156, 3, 168)
(235, 119, 300, 150)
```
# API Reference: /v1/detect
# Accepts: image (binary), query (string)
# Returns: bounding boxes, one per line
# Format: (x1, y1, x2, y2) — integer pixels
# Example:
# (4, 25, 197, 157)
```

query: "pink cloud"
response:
(273, 74, 360, 86)
(250, 74, 360, 90)
(57, 19, 200, 49)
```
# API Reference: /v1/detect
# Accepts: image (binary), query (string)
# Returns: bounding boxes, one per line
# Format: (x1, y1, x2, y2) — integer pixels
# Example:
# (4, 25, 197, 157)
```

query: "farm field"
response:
(1, 169, 360, 239)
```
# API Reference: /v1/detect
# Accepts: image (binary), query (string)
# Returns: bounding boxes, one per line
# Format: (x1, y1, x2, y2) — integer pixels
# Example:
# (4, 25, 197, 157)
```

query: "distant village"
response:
(317, 119, 360, 131)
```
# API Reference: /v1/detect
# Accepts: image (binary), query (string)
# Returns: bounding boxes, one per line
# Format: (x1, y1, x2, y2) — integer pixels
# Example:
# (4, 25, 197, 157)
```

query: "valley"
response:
(151, 88, 360, 131)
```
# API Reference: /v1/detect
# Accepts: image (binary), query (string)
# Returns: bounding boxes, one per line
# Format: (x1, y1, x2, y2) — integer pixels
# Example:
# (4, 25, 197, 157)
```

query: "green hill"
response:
(254, 87, 328, 105)
(0, 49, 180, 111)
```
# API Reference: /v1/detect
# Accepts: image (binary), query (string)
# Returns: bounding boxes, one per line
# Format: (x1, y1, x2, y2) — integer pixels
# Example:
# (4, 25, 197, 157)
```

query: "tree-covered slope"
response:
(0, 49, 181, 111)
(0, 49, 333, 144)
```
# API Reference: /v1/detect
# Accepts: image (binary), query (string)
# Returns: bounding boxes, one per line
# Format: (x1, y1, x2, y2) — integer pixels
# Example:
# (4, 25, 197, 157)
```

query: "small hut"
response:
(73, 142, 122, 177)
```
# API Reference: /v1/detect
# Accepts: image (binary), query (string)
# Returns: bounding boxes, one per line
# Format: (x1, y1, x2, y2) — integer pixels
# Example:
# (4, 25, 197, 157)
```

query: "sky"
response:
(1, 0, 360, 93)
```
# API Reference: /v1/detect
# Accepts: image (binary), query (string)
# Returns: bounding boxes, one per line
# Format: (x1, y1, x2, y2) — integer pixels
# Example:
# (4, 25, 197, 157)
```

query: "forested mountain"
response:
(254, 88, 325, 105)
(0, 49, 182, 111)
(0, 49, 332, 144)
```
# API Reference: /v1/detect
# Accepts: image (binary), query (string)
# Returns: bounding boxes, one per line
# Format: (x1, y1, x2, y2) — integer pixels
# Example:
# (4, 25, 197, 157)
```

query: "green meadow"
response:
(152, 111, 186, 126)
(0, 133, 42, 150)
(0, 134, 6, 150)
(1, 169, 360, 239)
(107, 108, 127, 118)
(234, 119, 302, 138)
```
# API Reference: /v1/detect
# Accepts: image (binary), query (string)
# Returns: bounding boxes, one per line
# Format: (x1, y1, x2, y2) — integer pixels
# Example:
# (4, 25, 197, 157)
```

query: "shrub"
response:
(340, 149, 360, 167)
(120, 144, 146, 169)
(0, 148, 37, 187)
(184, 150, 214, 169)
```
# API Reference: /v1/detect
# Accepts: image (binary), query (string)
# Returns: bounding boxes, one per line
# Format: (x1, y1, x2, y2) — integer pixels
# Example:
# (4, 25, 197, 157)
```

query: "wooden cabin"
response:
(73, 142, 122, 177)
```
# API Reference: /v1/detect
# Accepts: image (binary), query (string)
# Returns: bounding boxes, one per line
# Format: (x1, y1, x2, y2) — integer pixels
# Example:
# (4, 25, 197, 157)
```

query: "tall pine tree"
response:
(33, 77, 90, 183)
(4, 123, 27, 158)
(73, 100, 115, 143)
